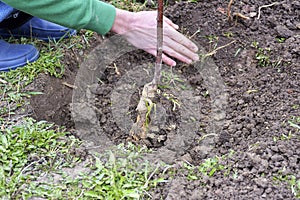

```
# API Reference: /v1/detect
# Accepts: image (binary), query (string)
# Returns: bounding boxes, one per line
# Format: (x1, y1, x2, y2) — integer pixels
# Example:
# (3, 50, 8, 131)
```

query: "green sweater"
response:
(2, 0, 116, 35)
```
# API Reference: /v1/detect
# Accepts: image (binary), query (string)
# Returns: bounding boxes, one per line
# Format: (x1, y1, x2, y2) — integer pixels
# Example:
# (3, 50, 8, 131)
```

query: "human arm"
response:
(2, 0, 116, 35)
(2, 0, 199, 66)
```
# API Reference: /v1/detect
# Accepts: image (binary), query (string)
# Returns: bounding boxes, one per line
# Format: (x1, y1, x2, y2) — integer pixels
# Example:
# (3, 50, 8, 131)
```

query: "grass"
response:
(22, 143, 166, 199)
(160, 69, 187, 90)
(273, 168, 300, 198)
(288, 116, 300, 131)
(0, 30, 96, 117)
(0, 118, 81, 199)
(0, 37, 67, 118)
(183, 154, 229, 181)
(0, 118, 165, 199)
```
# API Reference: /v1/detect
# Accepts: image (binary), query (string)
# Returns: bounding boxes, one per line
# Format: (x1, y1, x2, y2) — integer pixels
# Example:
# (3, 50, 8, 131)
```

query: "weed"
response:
(202, 90, 209, 97)
(273, 132, 294, 142)
(255, 47, 271, 67)
(273, 168, 300, 198)
(183, 155, 227, 181)
(288, 116, 300, 131)
(251, 41, 259, 49)
(198, 156, 226, 177)
(251, 41, 289, 69)
(275, 37, 286, 43)
(292, 105, 299, 109)
(188, 0, 199, 3)
(160, 69, 187, 90)
(223, 32, 234, 38)
(162, 92, 181, 111)
(205, 35, 219, 50)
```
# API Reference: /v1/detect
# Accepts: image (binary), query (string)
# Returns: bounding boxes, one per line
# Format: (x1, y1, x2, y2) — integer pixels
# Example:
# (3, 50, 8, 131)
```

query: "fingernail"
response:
(186, 59, 192, 64)
(193, 54, 199, 61)
(193, 45, 199, 52)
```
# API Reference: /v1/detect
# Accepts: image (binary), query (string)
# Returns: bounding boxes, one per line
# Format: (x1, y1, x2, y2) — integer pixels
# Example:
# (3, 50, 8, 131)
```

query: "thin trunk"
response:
(152, 0, 164, 85)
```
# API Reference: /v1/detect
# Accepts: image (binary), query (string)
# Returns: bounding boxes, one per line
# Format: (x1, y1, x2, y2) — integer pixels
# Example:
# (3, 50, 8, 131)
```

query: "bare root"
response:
(129, 82, 157, 144)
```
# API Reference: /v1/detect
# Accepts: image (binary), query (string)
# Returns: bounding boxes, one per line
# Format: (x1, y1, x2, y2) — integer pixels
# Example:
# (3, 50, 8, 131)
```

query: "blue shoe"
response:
(0, 17, 76, 42)
(0, 40, 39, 71)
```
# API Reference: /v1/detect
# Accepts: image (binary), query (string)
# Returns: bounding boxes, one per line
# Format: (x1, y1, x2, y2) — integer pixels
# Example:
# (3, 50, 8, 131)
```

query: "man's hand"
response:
(111, 9, 199, 67)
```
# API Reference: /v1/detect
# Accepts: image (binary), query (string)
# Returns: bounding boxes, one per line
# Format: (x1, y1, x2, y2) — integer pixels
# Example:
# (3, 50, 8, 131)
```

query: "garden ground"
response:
(0, 0, 299, 199)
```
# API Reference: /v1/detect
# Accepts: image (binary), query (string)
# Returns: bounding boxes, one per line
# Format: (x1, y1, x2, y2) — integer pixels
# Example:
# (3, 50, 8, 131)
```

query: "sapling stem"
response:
(152, 0, 164, 85)
(129, 0, 164, 144)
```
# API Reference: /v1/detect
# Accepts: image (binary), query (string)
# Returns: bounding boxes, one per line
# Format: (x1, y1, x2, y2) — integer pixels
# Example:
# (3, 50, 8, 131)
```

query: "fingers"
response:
(163, 16, 199, 64)
(163, 36, 199, 63)
(166, 26, 199, 53)
(163, 16, 179, 30)
(162, 53, 177, 66)
(143, 30, 199, 67)
(147, 49, 177, 66)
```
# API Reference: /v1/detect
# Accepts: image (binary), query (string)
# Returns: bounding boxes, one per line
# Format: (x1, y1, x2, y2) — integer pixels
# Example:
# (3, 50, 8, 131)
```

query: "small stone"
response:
(180, 153, 193, 163)
(157, 135, 167, 142)
(270, 146, 279, 152)
(149, 126, 160, 133)
(275, 25, 294, 38)
(147, 133, 156, 139)
(238, 99, 245, 105)
(254, 177, 268, 188)
(265, 187, 272, 194)
(271, 154, 284, 162)
(249, 12, 257, 17)
(100, 116, 106, 123)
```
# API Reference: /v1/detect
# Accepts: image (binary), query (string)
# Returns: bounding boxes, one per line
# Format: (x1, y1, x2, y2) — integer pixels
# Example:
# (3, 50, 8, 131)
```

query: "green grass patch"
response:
(273, 168, 300, 198)
(0, 118, 165, 199)
(0, 118, 81, 199)
(0, 31, 95, 118)
(110, 0, 147, 12)
(22, 143, 165, 199)
(0, 38, 66, 118)
(183, 155, 228, 181)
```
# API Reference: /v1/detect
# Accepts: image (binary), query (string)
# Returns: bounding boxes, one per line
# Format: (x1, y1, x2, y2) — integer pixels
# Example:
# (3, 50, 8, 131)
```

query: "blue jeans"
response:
(0, 2, 32, 29)
(0, 2, 15, 22)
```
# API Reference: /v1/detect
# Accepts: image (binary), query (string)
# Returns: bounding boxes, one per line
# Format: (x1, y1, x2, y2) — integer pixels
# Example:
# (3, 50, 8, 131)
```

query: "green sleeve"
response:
(2, 0, 116, 35)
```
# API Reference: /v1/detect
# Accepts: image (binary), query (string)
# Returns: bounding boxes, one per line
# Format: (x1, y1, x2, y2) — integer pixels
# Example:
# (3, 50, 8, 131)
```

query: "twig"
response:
(113, 63, 121, 76)
(204, 40, 236, 58)
(189, 29, 201, 39)
(62, 81, 77, 89)
(257, 2, 281, 20)
(227, 0, 234, 20)
(233, 13, 249, 20)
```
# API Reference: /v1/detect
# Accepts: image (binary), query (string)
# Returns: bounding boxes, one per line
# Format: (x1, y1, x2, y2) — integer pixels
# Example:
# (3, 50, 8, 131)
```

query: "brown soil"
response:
(30, 0, 299, 199)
